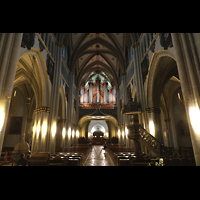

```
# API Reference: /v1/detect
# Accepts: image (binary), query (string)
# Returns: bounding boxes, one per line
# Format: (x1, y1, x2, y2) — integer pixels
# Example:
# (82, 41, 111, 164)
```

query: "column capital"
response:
(34, 107, 50, 113)
(146, 107, 161, 114)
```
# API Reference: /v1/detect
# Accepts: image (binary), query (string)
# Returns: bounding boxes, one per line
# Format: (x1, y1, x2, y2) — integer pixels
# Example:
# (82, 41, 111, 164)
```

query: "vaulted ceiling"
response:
(55, 33, 139, 87)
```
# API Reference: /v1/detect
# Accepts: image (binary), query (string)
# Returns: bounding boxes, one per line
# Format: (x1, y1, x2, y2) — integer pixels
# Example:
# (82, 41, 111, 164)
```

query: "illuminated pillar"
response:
(146, 107, 164, 144)
(31, 107, 50, 154)
(172, 33, 200, 165)
(0, 33, 23, 156)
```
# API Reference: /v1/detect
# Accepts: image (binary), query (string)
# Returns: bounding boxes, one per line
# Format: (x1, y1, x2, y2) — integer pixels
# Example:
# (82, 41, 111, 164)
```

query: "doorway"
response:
(93, 131, 104, 145)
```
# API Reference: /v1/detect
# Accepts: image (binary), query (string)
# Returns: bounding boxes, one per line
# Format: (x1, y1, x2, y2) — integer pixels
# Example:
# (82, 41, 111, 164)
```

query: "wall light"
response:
(76, 130, 79, 137)
(0, 108, 5, 132)
(118, 129, 120, 138)
(68, 127, 71, 138)
(37, 122, 40, 137)
(72, 129, 75, 138)
(189, 106, 200, 133)
(42, 122, 47, 137)
(52, 123, 57, 137)
(122, 131, 124, 138)
(149, 121, 155, 136)
(125, 127, 128, 137)
(33, 123, 36, 134)
(62, 127, 66, 138)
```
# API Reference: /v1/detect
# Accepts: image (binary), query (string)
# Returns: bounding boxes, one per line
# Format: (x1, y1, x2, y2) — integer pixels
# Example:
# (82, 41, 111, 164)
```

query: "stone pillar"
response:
(47, 42, 62, 154)
(164, 118, 173, 148)
(146, 107, 164, 144)
(172, 33, 200, 165)
(127, 114, 140, 155)
(31, 107, 50, 154)
(132, 42, 148, 129)
(0, 33, 23, 156)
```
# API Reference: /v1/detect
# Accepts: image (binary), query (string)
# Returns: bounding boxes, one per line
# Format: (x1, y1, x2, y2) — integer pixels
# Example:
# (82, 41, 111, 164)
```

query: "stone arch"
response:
(17, 48, 50, 108)
(146, 50, 176, 108)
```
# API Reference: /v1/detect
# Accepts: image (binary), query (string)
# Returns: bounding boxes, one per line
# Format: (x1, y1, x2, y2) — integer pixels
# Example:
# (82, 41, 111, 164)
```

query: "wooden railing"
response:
(138, 125, 160, 155)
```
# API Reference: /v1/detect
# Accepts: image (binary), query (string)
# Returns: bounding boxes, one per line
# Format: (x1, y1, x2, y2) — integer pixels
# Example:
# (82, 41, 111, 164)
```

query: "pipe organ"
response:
(80, 76, 116, 108)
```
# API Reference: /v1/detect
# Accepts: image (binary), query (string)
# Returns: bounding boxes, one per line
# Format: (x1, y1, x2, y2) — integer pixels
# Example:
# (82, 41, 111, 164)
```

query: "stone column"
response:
(132, 42, 148, 129)
(164, 118, 173, 148)
(31, 107, 50, 154)
(171, 33, 200, 165)
(0, 33, 23, 156)
(146, 107, 164, 144)
(47, 42, 62, 154)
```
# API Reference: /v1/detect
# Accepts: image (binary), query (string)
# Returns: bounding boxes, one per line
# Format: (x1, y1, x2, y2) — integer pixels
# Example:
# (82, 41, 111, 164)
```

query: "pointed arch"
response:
(17, 48, 51, 108)
(146, 50, 176, 108)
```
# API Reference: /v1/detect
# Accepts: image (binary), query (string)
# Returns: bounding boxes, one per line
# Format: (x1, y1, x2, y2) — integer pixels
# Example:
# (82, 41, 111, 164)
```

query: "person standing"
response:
(17, 153, 28, 166)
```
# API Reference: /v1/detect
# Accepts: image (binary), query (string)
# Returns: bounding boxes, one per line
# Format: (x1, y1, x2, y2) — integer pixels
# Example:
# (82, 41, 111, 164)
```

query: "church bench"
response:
(49, 155, 67, 166)
(118, 159, 130, 166)
(55, 145, 92, 166)
(66, 158, 80, 166)
(28, 153, 50, 166)
(106, 146, 135, 165)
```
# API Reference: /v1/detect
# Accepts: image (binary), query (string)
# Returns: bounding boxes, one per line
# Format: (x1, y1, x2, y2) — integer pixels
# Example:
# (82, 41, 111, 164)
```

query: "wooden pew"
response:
(28, 153, 50, 166)
(55, 144, 92, 166)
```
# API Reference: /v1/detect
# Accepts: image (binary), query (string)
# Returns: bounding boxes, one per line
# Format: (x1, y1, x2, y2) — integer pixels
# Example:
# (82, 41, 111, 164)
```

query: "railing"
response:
(138, 125, 160, 155)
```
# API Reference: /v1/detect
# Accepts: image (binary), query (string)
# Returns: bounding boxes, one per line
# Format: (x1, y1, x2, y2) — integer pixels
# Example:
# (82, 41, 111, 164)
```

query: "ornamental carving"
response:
(21, 33, 35, 50)
(160, 33, 173, 50)
(34, 107, 50, 113)
(46, 54, 54, 84)
(146, 107, 161, 114)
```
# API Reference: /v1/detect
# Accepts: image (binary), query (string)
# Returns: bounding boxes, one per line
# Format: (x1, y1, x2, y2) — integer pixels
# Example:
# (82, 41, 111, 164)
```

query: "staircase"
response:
(138, 125, 160, 156)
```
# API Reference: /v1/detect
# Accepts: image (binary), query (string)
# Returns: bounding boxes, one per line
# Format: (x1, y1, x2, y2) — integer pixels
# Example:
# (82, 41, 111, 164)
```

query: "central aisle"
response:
(83, 145, 114, 166)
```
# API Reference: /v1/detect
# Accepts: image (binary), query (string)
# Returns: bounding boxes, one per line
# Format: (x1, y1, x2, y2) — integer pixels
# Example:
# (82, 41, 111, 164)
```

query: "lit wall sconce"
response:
(37, 122, 40, 137)
(72, 129, 75, 138)
(33, 123, 36, 134)
(42, 122, 47, 137)
(0, 108, 5, 132)
(149, 121, 155, 137)
(189, 106, 200, 133)
(62, 128, 66, 138)
(68, 127, 71, 138)
(122, 131, 124, 138)
(52, 123, 57, 137)
(118, 129, 120, 138)
(125, 127, 128, 137)
(76, 130, 79, 138)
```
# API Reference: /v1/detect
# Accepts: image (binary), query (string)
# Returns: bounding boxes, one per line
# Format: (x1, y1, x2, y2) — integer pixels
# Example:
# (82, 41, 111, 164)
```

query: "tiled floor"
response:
(83, 145, 114, 166)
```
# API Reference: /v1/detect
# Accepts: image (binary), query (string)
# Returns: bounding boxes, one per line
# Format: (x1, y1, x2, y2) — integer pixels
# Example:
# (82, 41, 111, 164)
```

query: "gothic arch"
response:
(71, 37, 125, 71)
(17, 48, 51, 108)
(146, 50, 176, 108)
